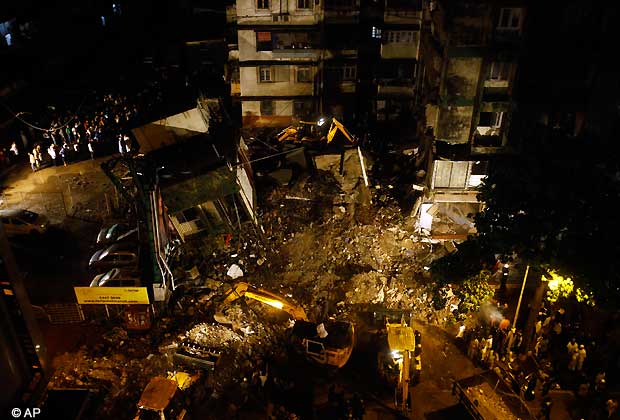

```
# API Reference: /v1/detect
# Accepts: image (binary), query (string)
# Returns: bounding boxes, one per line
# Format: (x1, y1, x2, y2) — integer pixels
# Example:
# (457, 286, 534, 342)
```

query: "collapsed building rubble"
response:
(44, 144, 471, 419)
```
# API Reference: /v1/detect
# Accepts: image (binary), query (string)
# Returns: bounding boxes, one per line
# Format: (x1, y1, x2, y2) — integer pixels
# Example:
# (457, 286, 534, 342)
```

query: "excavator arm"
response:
(219, 282, 308, 321)
(326, 118, 357, 145)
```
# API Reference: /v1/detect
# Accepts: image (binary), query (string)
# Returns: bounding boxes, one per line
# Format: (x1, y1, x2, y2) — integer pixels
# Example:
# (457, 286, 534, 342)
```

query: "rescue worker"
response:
(576, 344, 587, 371)
(568, 346, 579, 371)
(567, 338, 578, 357)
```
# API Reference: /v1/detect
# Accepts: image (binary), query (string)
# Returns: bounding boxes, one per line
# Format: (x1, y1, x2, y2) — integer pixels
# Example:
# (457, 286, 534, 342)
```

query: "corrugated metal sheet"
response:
(433, 161, 471, 189)
(162, 166, 239, 213)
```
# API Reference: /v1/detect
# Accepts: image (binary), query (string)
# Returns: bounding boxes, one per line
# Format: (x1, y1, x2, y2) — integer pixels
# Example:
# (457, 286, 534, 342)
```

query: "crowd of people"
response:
(20, 93, 142, 172)
(460, 298, 619, 420)
(5, 67, 175, 174)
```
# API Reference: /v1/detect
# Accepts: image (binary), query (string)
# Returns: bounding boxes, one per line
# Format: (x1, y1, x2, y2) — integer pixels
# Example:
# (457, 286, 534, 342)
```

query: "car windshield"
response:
(20, 211, 38, 223)
(100, 269, 119, 283)
(106, 224, 124, 238)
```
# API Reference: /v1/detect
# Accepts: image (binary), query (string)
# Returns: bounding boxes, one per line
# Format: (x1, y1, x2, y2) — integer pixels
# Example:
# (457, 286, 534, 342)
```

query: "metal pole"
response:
(513, 265, 530, 327)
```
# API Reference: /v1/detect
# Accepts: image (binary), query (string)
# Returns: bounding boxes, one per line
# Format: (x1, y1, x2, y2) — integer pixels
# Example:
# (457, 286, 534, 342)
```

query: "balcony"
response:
(376, 79, 415, 97)
(325, 4, 360, 24)
(271, 47, 319, 59)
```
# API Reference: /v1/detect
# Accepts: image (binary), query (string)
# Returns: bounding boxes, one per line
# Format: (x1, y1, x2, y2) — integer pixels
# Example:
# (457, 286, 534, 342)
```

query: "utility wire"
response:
(1, 95, 88, 133)
(232, 146, 306, 169)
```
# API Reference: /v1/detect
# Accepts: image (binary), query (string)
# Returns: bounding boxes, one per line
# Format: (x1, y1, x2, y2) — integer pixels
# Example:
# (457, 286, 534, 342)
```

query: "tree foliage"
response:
(456, 270, 495, 314)
(460, 142, 620, 305)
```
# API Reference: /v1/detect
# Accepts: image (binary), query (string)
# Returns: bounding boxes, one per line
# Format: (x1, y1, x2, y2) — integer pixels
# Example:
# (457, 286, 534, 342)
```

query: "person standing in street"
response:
(576, 344, 587, 372)
(88, 140, 95, 160)
(28, 152, 37, 172)
(59, 144, 67, 167)
(47, 144, 57, 166)
(10, 141, 18, 158)
(567, 338, 578, 356)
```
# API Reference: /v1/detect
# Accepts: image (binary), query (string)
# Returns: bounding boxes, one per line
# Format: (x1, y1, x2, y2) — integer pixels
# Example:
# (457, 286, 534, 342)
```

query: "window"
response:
(231, 66, 240, 84)
(256, 31, 273, 51)
(478, 112, 503, 128)
(297, 0, 311, 9)
(273, 32, 314, 50)
(326, 0, 356, 9)
(261, 100, 275, 116)
(371, 26, 382, 39)
(294, 100, 314, 118)
(257, 0, 270, 10)
(343, 65, 356, 81)
(259, 66, 273, 82)
(178, 207, 206, 229)
(296, 66, 312, 82)
(497, 8, 522, 30)
(488, 62, 511, 81)
(387, 31, 414, 43)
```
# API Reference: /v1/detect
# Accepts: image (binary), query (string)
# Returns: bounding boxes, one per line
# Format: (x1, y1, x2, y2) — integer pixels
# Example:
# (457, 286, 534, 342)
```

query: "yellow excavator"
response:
(133, 372, 199, 420)
(216, 282, 355, 369)
(377, 315, 422, 412)
(277, 117, 357, 146)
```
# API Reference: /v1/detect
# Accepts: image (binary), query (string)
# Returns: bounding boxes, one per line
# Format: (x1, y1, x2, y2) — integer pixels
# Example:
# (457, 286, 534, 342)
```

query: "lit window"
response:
(297, 0, 311, 9)
(387, 31, 414, 43)
(371, 26, 382, 39)
(259, 66, 273, 82)
(478, 112, 503, 128)
(497, 8, 522, 30)
(256, 31, 273, 51)
(296, 66, 312, 82)
(257, 0, 270, 10)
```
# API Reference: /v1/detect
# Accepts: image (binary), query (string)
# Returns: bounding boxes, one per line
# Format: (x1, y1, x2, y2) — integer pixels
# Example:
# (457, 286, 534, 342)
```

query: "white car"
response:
(88, 242, 139, 271)
(0, 209, 48, 236)
(96, 223, 138, 245)
(90, 268, 141, 287)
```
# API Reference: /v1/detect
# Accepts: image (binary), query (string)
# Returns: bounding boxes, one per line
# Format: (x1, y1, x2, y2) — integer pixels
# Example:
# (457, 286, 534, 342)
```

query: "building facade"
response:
(229, 0, 424, 128)
(415, 0, 525, 241)
(421, 0, 525, 155)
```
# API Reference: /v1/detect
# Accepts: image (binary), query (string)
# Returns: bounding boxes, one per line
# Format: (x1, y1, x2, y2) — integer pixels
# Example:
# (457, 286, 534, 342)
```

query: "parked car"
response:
(96, 223, 137, 245)
(90, 268, 141, 287)
(88, 242, 139, 271)
(0, 209, 48, 236)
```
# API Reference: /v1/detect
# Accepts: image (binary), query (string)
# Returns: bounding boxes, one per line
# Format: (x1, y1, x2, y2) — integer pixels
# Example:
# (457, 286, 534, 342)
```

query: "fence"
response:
(42, 303, 125, 324)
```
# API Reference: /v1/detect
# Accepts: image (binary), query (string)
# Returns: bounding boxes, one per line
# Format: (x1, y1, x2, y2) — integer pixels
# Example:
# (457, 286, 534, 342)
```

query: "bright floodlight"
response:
(317, 117, 326, 126)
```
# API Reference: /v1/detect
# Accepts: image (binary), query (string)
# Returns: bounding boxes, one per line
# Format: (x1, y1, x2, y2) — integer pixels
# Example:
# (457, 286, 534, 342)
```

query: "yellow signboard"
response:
(74, 287, 150, 305)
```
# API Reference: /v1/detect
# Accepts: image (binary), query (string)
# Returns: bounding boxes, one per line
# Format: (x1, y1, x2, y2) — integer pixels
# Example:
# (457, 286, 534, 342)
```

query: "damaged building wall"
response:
(435, 105, 473, 144)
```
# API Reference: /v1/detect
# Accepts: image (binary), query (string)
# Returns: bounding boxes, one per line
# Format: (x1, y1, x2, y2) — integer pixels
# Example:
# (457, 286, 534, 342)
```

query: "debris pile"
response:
(183, 323, 242, 348)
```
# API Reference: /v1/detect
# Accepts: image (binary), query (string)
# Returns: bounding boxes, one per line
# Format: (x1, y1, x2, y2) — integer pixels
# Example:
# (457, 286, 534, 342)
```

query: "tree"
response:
(456, 270, 495, 314)
(452, 142, 620, 306)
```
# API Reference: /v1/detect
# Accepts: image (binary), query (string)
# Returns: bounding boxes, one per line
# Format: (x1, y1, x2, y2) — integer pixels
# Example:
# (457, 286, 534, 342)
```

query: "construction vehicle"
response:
(133, 372, 197, 420)
(216, 282, 355, 369)
(376, 312, 421, 412)
(452, 366, 536, 420)
(276, 117, 357, 146)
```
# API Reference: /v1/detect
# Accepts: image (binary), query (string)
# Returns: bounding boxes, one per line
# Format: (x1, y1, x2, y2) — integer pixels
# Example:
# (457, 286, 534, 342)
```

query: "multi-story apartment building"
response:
(416, 0, 525, 241)
(228, 0, 423, 128)
(233, 0, 322, 127)
(422, 1, 525, 155)
(374, 0, 422, 125)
